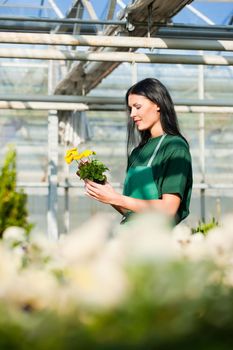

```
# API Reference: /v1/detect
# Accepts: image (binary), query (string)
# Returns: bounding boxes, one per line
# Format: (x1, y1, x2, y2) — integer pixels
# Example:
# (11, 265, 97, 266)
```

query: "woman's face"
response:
(128, 94, 161, 136)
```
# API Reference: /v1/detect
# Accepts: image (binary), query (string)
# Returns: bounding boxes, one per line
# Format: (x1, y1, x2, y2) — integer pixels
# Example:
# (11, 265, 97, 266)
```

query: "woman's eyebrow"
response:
(128, 102, 141, 108)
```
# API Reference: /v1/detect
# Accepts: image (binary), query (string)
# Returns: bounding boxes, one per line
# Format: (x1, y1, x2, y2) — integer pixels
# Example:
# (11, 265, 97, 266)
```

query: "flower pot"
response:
(94, 179, 106, 185)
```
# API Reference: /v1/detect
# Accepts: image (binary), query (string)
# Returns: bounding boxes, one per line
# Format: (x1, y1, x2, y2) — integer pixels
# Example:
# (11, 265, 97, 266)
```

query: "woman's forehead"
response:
(128, 94, 154, 105)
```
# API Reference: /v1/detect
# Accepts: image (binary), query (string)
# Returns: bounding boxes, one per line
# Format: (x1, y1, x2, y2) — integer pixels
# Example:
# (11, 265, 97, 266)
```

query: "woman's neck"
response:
(150, 124, 164, 138)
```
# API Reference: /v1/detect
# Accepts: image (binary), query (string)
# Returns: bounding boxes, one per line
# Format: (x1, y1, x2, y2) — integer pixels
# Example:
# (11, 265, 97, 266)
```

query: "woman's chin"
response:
(135, 122, 143, 130)
(136, 125, 145, 131)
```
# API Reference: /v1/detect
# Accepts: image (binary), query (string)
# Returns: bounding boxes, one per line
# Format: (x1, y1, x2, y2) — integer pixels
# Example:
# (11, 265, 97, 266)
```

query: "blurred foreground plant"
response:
(65, 147, 109, 184)
(0, 213, 233, 349)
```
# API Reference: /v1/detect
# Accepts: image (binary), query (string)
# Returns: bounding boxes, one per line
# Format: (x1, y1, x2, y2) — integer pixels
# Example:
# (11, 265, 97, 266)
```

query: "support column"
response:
(131, 61, 137, 85)
(198, 63, 206, 222)
(47, 55, 58, 239)
(47, 109, 59, 239)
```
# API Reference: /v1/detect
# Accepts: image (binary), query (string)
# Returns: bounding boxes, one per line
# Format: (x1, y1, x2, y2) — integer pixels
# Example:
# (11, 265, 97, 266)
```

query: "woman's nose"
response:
(130, 107, 136, 118)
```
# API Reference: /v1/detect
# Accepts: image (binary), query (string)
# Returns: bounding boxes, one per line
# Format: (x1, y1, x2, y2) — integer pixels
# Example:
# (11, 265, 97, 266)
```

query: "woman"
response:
(85, 78, 193, 225)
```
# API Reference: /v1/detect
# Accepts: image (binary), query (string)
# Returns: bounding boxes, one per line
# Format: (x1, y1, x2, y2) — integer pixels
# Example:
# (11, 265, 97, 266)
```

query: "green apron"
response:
(121, 135, 166, 223)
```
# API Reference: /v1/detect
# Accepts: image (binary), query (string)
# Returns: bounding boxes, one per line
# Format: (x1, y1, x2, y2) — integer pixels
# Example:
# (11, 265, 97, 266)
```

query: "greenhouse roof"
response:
(0, 0, 232, 103)
(0, 0, 232, 24)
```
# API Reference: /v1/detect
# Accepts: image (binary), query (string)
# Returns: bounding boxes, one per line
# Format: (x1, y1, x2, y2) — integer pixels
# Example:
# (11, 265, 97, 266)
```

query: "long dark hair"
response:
(125, 78, 187, 157)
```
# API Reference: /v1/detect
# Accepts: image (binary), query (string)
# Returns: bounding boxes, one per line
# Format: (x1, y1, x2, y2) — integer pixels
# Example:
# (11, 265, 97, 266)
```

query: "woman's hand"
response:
(84, 180, 120, 205)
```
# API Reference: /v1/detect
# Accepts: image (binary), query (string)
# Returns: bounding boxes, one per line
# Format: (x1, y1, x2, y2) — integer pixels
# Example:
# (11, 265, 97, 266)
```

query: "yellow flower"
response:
(75, 150, 96, 160)
(64, 148, 79, 164)
(64, 148, 108, 183)
(64, 148, 95, 164)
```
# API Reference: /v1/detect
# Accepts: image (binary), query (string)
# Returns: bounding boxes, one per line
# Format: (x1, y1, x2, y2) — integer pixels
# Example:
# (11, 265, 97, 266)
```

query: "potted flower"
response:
(65, 148, 109, 184)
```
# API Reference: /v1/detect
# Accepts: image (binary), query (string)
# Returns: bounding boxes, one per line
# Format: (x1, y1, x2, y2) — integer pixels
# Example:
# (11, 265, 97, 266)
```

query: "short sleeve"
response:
(160, 148, 192, 200)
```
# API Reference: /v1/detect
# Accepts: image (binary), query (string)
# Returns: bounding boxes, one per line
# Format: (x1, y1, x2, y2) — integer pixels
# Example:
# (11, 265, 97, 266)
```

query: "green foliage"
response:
(191, 217, 219, 235)
(0, 146, 33, 237)
(77, 159, 109, 184)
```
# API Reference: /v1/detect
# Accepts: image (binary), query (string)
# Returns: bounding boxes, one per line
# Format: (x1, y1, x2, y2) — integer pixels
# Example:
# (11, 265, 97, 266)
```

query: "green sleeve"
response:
(159, 148, 192, 199)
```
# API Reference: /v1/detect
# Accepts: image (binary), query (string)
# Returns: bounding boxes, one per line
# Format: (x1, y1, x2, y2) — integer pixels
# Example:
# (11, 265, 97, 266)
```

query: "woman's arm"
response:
(116, 192, 181, 217)
(84, 180, 181, 217)
(111, 204, 128, 215)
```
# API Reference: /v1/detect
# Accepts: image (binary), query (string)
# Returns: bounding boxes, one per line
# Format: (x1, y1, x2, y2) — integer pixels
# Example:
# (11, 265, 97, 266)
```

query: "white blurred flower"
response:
(183, 233, 207, 261)
(172, 224, 191, 246)
(66, 256, 128, 309)
(172, 224, 207, 261)
(6, 268, 59, 311)
(221, 214, 233, 236)
(200, 215, 233, 267)
(116, 211, 179, 263)
(101, 236, 125, 265)
(60, 213, 114, 264)
(2, 226, 26, 248)
(29, 232, 56, 253)
(57, 214, 129, 309)
(205, 227, 233, 264)
(172, 224, 192, 256)
(0, 244, 18, 299)
(28, 233, 60, 265)
(191, 233, 205, 242)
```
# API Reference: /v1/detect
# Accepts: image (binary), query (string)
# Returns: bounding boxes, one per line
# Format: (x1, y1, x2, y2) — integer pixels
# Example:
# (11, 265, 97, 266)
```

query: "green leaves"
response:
(191, 217, 219, 235)
(77, 159, 109, 184)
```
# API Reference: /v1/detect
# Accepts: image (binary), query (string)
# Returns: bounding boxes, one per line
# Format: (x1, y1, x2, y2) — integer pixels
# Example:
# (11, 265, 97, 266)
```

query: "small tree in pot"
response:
(0, 146, 33, 237)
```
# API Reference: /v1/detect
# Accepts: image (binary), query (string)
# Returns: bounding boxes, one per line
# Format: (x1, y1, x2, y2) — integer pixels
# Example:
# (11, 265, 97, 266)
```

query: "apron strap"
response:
(147, 134, 166, 167)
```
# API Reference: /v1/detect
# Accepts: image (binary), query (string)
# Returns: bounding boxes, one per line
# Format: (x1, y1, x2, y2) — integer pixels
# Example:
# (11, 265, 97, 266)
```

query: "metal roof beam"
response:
(0, 16, 126, 25)
(0, 94, 232, 107)
(54, 0, 84, 34)
(81, 0, 98, 20)
(0, 32, 232, 51)
(0, 48, 233, 66)
(47, 0, 64, 18)
(106, 0, 117, 20)
(0, 102, 233, 113)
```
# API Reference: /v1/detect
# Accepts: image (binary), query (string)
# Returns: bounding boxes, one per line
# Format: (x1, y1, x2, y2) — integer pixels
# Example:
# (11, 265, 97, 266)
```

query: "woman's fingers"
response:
(84, 180, 114, 204)
(85, 188, 102, 201)
(85, 192, 100, 201)
(86, 189, 98, 197)
(85, 183, 100, 198)
(85, 179, 101, 189)
(85, 182, 98, 192)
